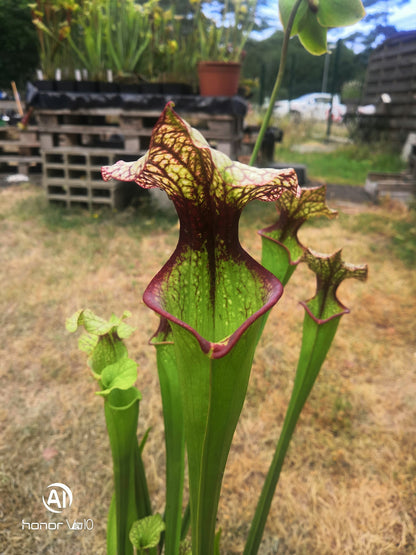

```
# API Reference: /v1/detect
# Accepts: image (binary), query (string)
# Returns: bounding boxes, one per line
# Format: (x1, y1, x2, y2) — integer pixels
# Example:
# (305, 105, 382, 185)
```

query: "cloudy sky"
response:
(258, 0, 416, 45)
(383, 0, 416, 30)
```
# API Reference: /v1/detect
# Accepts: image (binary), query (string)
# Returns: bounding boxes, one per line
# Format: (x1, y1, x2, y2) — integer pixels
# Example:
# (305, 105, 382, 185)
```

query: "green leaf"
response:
(129, 514, 166, 550)
(279, 0, 365, 56)
(116, 320, 136, 339)
(66, 309, 134, 377)
(79, 308, 114, 335)
(296, 9, 328, 55)
(279, 0, 307, 37)
(77, 332, 98, 355)
(317, 0, 366, 28)
(65, 309, 84, 333)
(90, 336, 128, 378)
(172, 314, 266, 554)
(67, 308, 149, 555)
(97, 357, 138, 397)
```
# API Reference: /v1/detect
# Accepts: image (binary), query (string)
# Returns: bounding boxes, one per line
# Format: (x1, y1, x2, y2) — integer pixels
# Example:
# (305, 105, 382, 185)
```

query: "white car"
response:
(274, 93, 347, 122)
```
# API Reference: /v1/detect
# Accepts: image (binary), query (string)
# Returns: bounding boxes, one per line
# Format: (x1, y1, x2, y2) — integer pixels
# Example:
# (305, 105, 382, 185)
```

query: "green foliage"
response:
(66, 309, 151, 555)
(279, 0, 365, 55)
(66, 309, 137, 390)
(195, 0, 258, 62)
(61, 2, 371, 553)
(274, 141, 405, 186)
(28, 0, 78, 79)
(151, 321, 185, 555)
(346, 208, 416, 268)
(243, 32, 365, 101)
(392, 208, 416, 268)
(0, 0, 39, 89)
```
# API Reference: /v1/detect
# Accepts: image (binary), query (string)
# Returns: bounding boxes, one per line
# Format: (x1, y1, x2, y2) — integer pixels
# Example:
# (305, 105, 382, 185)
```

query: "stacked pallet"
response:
(0, 125, 41, 175)
(37, 106, 244, 209)
(42, 149, 139, 210)
(364, 171, 416, 203)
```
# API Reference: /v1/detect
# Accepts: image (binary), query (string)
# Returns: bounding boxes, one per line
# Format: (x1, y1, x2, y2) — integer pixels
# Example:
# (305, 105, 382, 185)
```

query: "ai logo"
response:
(42, 483, 73, 514)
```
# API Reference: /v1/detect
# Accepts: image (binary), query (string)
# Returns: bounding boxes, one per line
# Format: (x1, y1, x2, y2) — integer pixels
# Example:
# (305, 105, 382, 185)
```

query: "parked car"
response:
(274, 93, 347, 122)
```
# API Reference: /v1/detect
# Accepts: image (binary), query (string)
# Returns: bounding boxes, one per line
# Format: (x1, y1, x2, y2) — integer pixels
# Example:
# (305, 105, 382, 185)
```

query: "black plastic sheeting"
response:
(26, 82, 247, 116)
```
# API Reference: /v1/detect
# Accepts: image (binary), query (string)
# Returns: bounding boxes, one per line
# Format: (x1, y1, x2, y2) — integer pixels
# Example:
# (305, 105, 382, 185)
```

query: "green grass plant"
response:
(274, 141, 406, 186)
(391, 205, 416, 268)
(343, 206, 416, 268)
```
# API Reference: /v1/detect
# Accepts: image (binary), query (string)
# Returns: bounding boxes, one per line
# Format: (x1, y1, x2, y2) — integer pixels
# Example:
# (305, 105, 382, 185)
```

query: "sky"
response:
(257, 0, 416, 48)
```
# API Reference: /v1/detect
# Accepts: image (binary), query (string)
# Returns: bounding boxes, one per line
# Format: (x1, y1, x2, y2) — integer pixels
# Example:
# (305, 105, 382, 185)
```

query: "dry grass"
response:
(0, 184, 415, 554)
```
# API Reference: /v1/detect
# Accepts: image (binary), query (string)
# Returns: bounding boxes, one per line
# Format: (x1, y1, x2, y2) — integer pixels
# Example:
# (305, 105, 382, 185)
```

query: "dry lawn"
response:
(0, 183, 415, 554)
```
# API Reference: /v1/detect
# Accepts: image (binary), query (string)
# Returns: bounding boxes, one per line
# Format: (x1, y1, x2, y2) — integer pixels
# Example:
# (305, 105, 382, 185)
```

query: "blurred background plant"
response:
(28, 0, 79, 79)
(194, 0, 258, 62)
(66, 0, 108, 81)
(105, 0, 152, 83)
(27, 0, 261, 86)
(66, 0, 154, 83)
(141, 4, 199, 85)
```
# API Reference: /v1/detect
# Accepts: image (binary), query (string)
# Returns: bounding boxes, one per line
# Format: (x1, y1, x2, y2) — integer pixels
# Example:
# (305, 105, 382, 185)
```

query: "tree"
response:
(0, 0, 39, 91)
(243, 31, 364, 103)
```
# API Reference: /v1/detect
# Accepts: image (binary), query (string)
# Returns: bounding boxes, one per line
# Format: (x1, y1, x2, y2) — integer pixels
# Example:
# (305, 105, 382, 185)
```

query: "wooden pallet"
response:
(364, 171, 416, 202)
(0, 125, 41, 174)
(37, 106, 244, 209)
(36, 108, 243, 157)
(42, 148, 139, 209)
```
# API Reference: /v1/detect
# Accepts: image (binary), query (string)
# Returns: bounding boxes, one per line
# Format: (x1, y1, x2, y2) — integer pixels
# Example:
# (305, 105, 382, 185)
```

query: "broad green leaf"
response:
(317, 0, 366, 28)
(116, 320, 136, 339)
(279, 0, 308, 36)
(97, 357, 138, 396)
(129, 514, 166, 550)
(296, 9, 328, 55)
(171, 314, 266, 554)
(279, 0, 365, 56)
(79, 308, 114, 335)
(67, 309, 135, 338)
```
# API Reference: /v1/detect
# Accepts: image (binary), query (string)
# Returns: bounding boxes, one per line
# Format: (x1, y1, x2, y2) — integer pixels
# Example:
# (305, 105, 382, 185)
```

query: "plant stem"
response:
(243, 312, 341, 554)
(154, 335, 185, 555)
(249, 0, 303, 166)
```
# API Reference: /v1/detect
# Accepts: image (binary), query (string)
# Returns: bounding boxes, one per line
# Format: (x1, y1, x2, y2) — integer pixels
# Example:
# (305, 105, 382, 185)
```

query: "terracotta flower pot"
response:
(197, 61, 241, 97)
